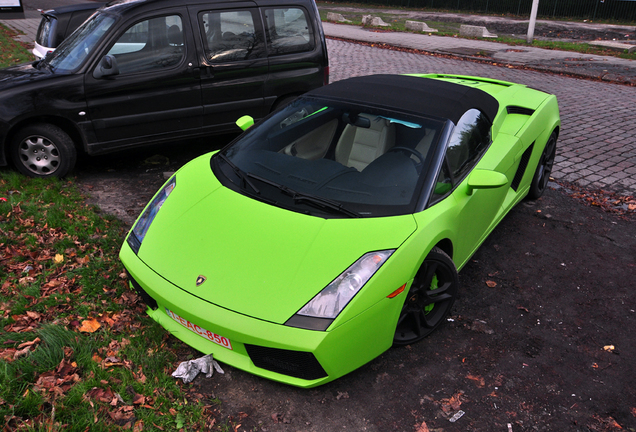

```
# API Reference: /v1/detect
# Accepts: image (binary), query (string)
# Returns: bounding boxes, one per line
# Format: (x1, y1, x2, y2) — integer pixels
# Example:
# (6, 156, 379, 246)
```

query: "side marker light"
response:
(387, 284, 407, 298)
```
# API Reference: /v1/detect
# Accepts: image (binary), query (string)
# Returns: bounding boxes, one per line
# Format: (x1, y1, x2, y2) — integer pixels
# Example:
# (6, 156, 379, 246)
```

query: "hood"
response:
(137, 162, 417, 324)
(0, 62, 51, 89)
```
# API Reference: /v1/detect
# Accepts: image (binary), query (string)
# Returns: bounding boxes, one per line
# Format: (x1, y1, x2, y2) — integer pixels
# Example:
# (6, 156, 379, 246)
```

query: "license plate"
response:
(165, 308, 233, 350)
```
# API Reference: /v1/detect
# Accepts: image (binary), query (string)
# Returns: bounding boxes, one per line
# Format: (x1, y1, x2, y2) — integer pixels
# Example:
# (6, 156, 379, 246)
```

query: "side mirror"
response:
(236, 115, 254, 131)
(93, 55, 120, 79)
(466, 169, 508, 195)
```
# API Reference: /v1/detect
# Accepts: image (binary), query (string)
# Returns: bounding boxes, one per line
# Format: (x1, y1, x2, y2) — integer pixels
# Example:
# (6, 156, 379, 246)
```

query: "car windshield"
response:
(215, 98, 445, 218)
(45, 12, 115, 73)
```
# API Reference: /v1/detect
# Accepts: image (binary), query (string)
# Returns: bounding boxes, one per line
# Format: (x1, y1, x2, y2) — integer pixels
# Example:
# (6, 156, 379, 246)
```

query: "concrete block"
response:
(459, 24, 498, 38)
(405, 20, 438, 33)
(362, 15, 390, 27)
(327, 12, 351, 23)
(588, 40, 636, 54)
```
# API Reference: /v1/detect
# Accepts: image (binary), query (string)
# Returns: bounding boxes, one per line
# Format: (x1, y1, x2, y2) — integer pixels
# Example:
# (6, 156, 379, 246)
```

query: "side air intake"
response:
(511, 142, 535, 191)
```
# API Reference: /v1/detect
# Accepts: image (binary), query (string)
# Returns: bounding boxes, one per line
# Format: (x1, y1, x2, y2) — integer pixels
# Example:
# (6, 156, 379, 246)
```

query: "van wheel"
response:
(10, 124, 77, 178)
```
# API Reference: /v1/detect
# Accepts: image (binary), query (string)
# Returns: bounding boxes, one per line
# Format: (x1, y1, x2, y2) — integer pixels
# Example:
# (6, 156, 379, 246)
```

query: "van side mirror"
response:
(236, 115, 254, 131)
(93, 55, 120, 79)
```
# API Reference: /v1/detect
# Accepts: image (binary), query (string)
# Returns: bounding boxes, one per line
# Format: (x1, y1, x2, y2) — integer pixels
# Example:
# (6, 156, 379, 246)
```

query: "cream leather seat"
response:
(335, 114, 395, 171)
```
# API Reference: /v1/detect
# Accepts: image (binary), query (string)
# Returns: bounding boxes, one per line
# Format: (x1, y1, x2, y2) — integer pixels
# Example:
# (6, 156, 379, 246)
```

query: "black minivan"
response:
(33, 2, 106, 59)
(0, 0, 329, 178)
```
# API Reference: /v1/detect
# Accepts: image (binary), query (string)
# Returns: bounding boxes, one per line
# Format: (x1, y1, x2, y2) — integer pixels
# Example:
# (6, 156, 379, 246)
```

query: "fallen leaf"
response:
(13, 346, 31, 360)
(466, 374, 486, 387)
(486, 280, 497, 288)
(133, 393, 146, 405)
(54, 254, 64, 263)
(17, 337, 41, 349)
(133, 420, 144, 432)
(415, 420, 430, 432)
(78, 318, 101, 333)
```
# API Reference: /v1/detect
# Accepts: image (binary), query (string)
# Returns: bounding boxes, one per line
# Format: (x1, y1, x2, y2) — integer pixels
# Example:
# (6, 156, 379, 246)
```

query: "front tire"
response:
(528, 131, 557, 199)
(393, 247, 458, 346)
(10, 124, 77, 178)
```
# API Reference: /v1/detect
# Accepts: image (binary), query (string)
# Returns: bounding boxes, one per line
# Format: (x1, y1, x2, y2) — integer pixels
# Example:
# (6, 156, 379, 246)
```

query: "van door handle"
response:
(188, 63, 201, 78)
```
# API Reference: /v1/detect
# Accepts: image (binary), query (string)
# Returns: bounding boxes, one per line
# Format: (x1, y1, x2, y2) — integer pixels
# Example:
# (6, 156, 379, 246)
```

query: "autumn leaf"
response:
(132, 393, 146, 405)
(54, 254, 64, 263)
(133, 420, 144, 432)
(415, 420, 430, 432)
(486, 280, 497, 288)
(466, 374, 486, 387)
(78, 318, 101, 333)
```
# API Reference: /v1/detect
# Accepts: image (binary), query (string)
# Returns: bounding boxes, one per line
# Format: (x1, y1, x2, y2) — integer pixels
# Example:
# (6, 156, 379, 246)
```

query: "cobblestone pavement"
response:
(327, 38, 636, 196)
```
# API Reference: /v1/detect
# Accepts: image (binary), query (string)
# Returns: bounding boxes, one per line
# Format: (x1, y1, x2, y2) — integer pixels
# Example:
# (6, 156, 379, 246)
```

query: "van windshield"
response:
(46, 13, 116, 73)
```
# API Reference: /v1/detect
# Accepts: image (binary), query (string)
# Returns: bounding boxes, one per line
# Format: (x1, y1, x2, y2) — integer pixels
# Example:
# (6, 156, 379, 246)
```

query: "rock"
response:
(459, 24, 498, 38)
(362, 15, 390, 27)
(405, 20, 438, 33)
(327, 12, 350, 23)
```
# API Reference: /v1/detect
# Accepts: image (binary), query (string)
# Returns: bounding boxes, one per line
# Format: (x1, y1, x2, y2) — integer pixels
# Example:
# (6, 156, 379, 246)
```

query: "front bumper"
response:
(120, 242, 403, 387)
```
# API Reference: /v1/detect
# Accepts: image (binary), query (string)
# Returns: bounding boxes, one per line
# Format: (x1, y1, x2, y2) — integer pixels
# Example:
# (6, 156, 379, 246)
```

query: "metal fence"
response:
(356, 0, 636, 23)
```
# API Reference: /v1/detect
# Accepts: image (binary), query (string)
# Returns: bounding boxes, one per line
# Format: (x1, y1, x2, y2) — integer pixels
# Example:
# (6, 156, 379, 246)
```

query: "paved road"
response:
(326, 38, 636, 196)
(1, 12, 635, 197)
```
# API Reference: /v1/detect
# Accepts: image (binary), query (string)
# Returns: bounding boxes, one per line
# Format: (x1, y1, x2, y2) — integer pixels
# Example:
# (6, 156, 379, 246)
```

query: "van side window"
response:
(107, 15, 184, 74)
(200, 10, 263, 62)
(263, 7, 313, 55)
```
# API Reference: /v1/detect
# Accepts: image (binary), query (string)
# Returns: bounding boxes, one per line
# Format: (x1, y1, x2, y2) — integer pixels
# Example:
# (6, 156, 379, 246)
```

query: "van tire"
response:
(10, 123, 77, 178)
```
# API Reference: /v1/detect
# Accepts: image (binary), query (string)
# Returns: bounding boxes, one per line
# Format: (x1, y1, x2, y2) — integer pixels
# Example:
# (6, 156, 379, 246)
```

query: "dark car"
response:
(33, 2, 105, 59)
(1, 0, 329, 178)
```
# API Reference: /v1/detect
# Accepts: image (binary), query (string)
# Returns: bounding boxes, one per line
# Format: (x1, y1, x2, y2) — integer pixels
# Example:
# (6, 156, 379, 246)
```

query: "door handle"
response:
(188, 62, 201, 78)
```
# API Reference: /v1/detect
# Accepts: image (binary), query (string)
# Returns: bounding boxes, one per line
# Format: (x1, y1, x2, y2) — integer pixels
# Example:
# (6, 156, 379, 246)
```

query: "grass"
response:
(0, 25, 235, 427)
(0, 24, 33, 67)
(0, 172, 222, 431)
(317, 2, 636, 60)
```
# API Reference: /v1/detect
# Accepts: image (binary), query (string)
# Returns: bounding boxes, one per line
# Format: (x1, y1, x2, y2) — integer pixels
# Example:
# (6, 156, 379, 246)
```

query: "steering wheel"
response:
(387, 146, 425, 172)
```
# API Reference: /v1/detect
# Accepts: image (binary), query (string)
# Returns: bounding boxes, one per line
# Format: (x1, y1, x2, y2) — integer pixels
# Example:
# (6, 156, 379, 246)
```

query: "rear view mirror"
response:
(236, 115, 254, 131)
(93, 55, 120, 79)
(466, 169, 508, 195)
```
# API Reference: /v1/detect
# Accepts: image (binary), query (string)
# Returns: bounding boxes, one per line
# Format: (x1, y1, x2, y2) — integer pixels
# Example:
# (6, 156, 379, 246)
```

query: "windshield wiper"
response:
(246, 172, 359, 218)
(216, 153, 259, 194)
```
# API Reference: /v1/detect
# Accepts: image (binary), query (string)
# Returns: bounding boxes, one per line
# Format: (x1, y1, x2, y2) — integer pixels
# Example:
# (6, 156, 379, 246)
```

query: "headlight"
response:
(286, 250, 394, 330)
(127, 176, 176, 254)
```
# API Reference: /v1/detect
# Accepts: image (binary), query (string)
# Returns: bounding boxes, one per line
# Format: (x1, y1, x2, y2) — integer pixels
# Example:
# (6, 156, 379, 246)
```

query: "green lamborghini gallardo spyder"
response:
(120, 74, 560, 387)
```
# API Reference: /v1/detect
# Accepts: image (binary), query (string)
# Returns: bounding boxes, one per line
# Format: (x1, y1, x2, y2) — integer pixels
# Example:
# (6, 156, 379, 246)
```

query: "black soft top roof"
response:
(305, 74, 499, 124)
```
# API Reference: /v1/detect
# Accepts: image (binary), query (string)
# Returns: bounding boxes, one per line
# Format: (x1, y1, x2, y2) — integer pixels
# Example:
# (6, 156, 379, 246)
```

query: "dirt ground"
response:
(74, 139, 636, 432)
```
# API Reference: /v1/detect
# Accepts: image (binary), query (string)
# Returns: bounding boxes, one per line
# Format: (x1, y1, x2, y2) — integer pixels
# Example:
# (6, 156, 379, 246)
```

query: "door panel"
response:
(194, 6, 268, 132)
(84, 11, 203, 151)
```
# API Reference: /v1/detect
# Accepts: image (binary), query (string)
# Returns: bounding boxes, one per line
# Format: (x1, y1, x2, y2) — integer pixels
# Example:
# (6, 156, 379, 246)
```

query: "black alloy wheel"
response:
(528, 131, 557, 199)
(393, 247, 458, 346)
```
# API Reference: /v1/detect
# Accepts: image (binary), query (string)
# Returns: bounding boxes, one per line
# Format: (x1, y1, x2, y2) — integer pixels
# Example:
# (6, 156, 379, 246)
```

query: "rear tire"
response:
(528, 131, 557, 200)
(10, 124, 77, 178)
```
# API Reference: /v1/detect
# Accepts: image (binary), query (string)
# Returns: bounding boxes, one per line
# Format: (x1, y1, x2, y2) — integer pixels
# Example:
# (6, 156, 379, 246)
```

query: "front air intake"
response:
(245, 344, 328, 380)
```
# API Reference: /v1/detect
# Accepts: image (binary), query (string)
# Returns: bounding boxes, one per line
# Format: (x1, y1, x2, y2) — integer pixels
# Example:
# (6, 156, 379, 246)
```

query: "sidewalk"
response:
(322, 21, 636, 86)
